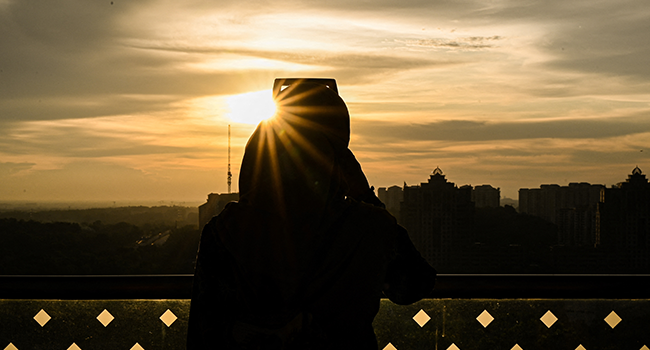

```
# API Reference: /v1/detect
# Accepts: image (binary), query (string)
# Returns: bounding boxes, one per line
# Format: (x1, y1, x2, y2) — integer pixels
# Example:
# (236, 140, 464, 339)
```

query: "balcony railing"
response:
(1, 274, 649, 350)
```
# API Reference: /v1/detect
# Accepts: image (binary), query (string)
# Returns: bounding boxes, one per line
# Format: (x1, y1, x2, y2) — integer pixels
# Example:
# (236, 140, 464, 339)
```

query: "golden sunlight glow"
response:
(226, 90, 277, 125)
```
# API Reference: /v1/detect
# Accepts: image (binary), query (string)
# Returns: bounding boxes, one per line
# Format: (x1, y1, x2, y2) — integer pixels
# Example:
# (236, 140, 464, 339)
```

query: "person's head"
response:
(273, 82, 350, 150)
(238, 82, 351, 227)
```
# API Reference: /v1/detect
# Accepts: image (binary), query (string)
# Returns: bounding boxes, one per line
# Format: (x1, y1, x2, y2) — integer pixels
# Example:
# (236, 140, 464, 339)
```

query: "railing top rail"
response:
(1, 274, 649, 299)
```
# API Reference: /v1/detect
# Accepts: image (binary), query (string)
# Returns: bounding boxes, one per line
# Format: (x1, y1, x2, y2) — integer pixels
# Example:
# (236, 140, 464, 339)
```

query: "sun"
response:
(225, 90, 277, 125)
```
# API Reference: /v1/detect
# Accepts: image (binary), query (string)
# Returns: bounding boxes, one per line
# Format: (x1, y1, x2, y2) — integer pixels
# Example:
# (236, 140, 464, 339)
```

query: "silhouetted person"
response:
(187, 81, 436, 349)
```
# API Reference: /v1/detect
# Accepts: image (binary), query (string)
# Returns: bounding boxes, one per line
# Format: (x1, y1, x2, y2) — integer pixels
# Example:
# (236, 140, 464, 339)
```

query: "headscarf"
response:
(213, 83, 361, 315)
(238, 82, 353, 231)
(188, 82, 430, 348)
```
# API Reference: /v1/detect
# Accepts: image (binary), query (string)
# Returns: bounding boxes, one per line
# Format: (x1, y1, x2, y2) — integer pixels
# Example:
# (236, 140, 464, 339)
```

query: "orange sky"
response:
(1, 0, 650, 204)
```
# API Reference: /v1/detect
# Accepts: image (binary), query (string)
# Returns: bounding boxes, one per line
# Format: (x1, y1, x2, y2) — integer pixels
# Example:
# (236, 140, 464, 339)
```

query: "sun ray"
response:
(273, 114, 331, 167)
(263, 122, 287, 216)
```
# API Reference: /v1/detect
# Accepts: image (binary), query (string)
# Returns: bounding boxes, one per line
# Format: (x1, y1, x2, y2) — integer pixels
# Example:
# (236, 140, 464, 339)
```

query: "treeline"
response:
(0, 206, 199, 228)
(474, 205, 558, 248)
(0, 218, 200, 275)
(1, 205, 628, 275)
(469, 205, 558, 273)
(455, 206, 640, 274)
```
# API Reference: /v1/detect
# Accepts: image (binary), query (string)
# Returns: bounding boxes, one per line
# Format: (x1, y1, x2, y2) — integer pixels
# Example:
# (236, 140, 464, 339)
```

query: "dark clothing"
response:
(187, 82, 435, 349)
(187, 200, 435, 349)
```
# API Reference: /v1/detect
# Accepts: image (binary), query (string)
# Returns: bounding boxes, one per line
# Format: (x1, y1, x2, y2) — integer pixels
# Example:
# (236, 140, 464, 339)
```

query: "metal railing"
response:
(1, 275, 650, 350)
(2, 274, 649, 299)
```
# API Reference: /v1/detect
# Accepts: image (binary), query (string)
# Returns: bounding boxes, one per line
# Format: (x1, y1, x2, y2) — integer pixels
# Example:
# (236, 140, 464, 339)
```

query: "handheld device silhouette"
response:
(273, 78, 338, 100)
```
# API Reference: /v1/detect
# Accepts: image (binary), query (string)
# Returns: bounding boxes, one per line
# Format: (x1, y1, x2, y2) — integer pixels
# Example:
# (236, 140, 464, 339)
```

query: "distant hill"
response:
(500, 197, 518, 209)
(0, 206, 199, 228)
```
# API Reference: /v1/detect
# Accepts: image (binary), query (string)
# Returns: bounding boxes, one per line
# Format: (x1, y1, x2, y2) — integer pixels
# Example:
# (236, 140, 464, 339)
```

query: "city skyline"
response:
(3, 165, 645, 208)
(2, 0, 650, 203)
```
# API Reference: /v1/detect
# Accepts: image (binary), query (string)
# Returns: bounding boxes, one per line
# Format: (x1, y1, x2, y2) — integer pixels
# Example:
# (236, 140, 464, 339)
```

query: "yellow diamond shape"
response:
(512, 345, 523, 350)
(576, 345, 587, 350)
(383, 343, 397, 350)
(641, 346, 649, 350)
(540, 310, 558, 328)
(477, 310, 494, 328)
(131, 343, 145, 350)
(413, 309, 431, 327)
(447, 344, 461, 350)
(160, 309, 177, 327)
(5, 343, 19, 350)
(34, 309, 51, 327)
(97, 309, 114, 327)
(68, 344, 81, 350)
(604, 311, 622, 329)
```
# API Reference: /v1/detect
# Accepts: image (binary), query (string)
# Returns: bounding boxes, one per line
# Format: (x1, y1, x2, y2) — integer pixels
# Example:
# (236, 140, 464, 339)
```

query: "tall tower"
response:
(227, 124, 232, 194)
(198, 124, 238, 229)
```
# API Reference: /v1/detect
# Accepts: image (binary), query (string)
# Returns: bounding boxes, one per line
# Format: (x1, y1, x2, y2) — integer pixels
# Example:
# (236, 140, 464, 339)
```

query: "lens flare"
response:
(225, 90, 277, 125)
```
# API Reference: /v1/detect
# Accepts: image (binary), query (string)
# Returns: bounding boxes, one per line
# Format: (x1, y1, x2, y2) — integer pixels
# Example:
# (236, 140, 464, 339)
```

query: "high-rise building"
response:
(400, 167, 474, 269)
(377, 185, 403, 222)
(598, 166, 650, 270)
(519, 182, 603, 247)
(472, 184, 500, 208)
(198, 192, 239, 230)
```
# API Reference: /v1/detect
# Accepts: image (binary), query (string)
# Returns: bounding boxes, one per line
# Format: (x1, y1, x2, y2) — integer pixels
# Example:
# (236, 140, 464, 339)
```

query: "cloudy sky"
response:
(1, 0, 649, 204)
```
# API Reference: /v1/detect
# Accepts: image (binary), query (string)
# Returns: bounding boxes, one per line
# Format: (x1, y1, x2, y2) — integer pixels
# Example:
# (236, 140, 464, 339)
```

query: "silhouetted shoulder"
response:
(328, 200, 435, 305)
(347, 200, 399, 228)
(347, 202, 436, 305)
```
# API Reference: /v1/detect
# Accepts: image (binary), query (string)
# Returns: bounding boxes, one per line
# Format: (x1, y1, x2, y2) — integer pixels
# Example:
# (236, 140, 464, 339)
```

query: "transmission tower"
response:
(227, 124, 232, 194)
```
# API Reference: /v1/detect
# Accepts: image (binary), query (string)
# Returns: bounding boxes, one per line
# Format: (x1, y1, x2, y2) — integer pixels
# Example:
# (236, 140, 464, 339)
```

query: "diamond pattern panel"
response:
(476, 310, 494, 328)
(372, 300, 650, 349)
(160, 309, 177, 327)
(413, 309, 431, 327)
(540, 310, 558, 328)
(604, 311, 622, 329)
(2, 299, 191, 348)
(97, 309, 114, 327)
(33, 309, 51, 327)
(2, 299, 650, 349)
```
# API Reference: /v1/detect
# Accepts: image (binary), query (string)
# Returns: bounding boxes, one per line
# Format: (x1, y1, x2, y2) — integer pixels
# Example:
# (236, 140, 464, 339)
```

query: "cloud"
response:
(3, 0, 650, 202)
(0, 161, 35, 176)
(471, 0, 650, 81)
(352, 113, 650, 142)
(394, 36, 504, 51)
(130, 45, 460, 87)
(0, 160, 216, 202)
(0, 116, 221, 160)
(132, 42, 453, 70)
(1, 0, 458, 124)
(0, 1, 277, 116)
